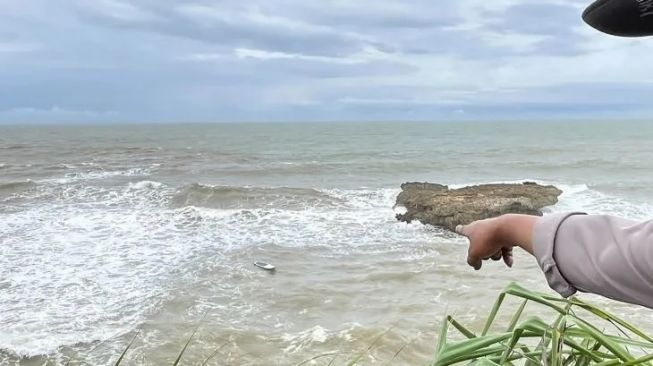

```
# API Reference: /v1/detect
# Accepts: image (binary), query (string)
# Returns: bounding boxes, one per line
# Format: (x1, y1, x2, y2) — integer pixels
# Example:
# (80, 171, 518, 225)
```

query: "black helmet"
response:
(584, 0, 653, 36)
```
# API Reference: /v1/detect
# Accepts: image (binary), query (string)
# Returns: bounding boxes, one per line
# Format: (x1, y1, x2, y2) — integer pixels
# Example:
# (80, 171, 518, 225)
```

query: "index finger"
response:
(467, 252, 482, 270)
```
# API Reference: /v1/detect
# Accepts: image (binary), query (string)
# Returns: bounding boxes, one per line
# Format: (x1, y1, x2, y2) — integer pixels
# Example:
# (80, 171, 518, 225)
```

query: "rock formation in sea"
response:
(395, 182, 563, 232)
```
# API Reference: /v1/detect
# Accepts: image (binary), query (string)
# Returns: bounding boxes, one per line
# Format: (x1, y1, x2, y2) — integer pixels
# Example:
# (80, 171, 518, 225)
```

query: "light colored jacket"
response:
(534, 213, 653, 308)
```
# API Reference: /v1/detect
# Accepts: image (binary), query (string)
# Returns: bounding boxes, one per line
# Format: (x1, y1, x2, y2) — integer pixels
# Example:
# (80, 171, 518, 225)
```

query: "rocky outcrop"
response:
(395, 182, 562, 232)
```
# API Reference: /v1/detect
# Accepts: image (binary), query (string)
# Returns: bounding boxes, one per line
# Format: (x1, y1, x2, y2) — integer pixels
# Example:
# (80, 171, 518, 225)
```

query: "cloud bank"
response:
(1, 0, 652, 123)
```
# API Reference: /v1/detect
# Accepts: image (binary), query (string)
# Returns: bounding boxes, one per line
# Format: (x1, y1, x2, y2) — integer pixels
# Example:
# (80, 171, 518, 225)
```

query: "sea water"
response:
(1, 120, 653, 365)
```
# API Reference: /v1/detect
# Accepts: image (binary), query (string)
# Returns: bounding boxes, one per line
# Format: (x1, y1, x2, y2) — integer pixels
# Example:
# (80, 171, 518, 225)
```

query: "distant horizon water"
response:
(1, 117, 652, 127)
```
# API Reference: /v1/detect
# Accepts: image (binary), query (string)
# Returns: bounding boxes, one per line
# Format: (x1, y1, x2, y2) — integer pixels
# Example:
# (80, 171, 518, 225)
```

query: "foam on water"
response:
(170, 183, 346, 210)
(320, 188, 400, 209)
(553, 182, 653, 219)
(281, 325, 330, 354)
(42, 168, 152, 185)
(0, 179, 416, 358)
(0, 187, 184, 356)
(128, 180, 164, 190)
(1, 175, 651, 359)
(450, 179, 653, 219)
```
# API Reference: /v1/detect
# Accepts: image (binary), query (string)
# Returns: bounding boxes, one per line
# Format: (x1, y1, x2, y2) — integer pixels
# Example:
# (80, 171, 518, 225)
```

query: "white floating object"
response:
(254, 261, 276, 271)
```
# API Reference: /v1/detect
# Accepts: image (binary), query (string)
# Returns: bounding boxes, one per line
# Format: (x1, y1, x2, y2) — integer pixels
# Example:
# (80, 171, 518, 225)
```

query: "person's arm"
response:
(534, 213, 653, 308)
(457, 213, 653, 308)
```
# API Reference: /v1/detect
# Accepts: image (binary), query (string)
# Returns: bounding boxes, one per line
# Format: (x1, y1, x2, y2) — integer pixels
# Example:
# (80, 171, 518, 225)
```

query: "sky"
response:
(2, 0, 653, 123)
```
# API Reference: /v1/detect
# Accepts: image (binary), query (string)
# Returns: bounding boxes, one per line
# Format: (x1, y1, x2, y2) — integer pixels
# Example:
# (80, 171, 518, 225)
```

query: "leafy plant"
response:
(433, 283, 653, 366)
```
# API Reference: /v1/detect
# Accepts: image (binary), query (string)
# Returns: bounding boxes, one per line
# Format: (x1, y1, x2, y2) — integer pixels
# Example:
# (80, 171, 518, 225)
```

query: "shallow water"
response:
(1, 121, 653, 365)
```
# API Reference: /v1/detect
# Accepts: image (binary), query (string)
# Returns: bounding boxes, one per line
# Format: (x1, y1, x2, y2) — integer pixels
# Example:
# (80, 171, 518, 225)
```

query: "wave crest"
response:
(0, 180, 36, 196)
(171, 183, 344, 210)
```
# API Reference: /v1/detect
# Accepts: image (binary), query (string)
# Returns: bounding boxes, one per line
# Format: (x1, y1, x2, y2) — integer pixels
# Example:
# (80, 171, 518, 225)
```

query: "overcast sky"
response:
(2, 0, 653, 123)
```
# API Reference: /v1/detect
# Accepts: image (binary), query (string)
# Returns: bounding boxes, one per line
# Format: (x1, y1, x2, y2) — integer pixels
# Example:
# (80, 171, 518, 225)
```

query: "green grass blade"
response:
(438, 344, 512, 365)
(434, 283, 653, 366)
(436, 314, 450, 355)
(503, 283, 567, 314)
(491, 350, 544, 365)
(619, 352, 653, 366)
(469, 358, 501, 365)
(569, 298, 653, 343)
(576, 339, 602, 366)
(563, 329, 653, 349)
(506, 299, 528, 332)
(594, 352, 653, 366)
(173, 313, 207, 366)
(482, 292, 506, 336)
(571, 315, 635, 362)
(447, 315, 476, 339)
(384, 334, 420, 366)
(550, 318, 566, 366)
(498, 328, 524, 364)
(435, 333, 514, 365)
(200, 341, 230, 366)
(515, 318, 604, 363)
(114, 332, 139, 366)
(295, 352, 338, 366)
(346, 327, 392, 366)
(326, 353, 338, 366)
(172, 331, 198, 366)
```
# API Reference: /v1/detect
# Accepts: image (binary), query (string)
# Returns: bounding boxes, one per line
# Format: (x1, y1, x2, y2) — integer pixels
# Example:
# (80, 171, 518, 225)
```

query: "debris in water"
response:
(254, 261, 276, 272)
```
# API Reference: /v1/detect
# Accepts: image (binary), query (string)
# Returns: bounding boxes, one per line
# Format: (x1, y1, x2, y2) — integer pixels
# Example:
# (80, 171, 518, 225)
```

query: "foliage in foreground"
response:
(434, 283, 653, 366)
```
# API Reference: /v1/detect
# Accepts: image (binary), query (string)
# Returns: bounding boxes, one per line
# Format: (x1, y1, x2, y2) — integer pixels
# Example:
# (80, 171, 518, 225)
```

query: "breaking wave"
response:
(0, 180, 37, 198)
(170, 183, 346, 210)
(2, 178, 652, 359)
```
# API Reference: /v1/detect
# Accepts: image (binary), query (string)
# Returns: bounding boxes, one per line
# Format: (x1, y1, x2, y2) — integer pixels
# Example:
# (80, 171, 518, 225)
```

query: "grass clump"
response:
(434, 282, 653, 366)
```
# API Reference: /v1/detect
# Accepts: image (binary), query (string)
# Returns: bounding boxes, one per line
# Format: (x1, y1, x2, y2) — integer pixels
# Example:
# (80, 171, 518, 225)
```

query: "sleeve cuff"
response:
(532, 212, 586, 298)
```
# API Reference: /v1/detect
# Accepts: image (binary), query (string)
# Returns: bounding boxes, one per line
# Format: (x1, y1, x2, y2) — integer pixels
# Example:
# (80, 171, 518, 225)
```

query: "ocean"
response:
(1, 120, 653, 365)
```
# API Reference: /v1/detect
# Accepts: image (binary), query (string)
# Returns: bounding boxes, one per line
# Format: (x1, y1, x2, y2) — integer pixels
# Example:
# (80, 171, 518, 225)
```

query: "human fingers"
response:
(467, 254, 482, 270)
(502, 247, 514, 268)
(458, 224, 481, 270)
(467, 244, 483, 271)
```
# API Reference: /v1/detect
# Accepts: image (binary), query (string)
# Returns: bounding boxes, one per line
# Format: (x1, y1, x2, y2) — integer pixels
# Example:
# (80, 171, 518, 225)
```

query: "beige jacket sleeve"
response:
(533, 212, 653, 308)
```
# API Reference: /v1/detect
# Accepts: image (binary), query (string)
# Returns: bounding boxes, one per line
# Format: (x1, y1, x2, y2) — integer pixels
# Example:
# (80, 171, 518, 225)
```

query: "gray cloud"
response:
(72, 1, 374, 57)
(1, 0, 652, 123)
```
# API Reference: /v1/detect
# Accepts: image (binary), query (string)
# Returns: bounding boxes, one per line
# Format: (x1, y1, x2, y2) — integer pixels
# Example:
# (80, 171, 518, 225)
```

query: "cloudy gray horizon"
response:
(2, 0, 653, 124)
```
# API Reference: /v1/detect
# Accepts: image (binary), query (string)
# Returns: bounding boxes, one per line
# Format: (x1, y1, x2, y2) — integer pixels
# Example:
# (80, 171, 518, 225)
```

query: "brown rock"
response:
(395, 182, 562, 231)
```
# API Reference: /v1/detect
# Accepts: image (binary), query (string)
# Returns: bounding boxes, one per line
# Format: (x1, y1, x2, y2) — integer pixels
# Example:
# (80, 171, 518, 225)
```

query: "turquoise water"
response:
(1, 120, 652, 365)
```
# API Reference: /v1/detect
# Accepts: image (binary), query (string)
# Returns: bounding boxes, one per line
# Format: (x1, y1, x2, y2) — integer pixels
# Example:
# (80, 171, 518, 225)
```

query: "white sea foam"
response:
(0, 183, 434, 356)
(282, 326, 330, 354)
(128, 180, 164, 190)
(0, 184, 177, 356)
(1, 179, 651, 358)
(43, 168, 151, 185)
(554, 183, 653, 220)
(319, 188, 400, 209)
(449, 179, 653, 219)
